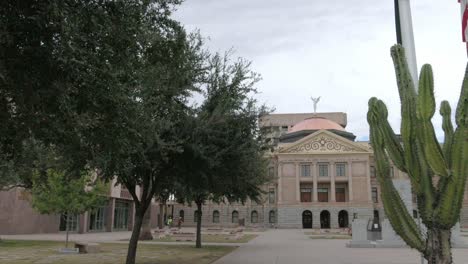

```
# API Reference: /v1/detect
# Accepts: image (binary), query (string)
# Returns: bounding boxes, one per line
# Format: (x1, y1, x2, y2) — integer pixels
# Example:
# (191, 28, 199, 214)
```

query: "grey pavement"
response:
(214, 229, 468, 264)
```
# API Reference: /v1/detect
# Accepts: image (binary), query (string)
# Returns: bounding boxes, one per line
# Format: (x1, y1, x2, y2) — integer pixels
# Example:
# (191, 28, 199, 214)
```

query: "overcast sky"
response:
(173, 0, 466, 141)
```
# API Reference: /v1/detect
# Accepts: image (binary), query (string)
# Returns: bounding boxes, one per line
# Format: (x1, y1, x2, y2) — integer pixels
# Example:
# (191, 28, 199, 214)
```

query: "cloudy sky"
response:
(173, 0, 466, 141)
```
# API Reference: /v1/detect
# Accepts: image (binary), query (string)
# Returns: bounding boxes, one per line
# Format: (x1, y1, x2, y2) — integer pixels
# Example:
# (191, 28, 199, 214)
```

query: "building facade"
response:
(0, 178, 162, 235)
(175, 112, 468, 229)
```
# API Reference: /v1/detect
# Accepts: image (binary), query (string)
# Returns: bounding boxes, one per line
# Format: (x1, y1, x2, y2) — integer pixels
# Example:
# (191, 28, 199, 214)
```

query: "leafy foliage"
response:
(174, 52, 272, 248)
(31, 170, 107, 216)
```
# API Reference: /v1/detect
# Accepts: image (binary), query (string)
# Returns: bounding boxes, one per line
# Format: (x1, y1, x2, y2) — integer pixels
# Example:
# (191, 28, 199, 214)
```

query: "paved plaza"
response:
(214, 229, 468, 264)
(3, 228, 468, 264)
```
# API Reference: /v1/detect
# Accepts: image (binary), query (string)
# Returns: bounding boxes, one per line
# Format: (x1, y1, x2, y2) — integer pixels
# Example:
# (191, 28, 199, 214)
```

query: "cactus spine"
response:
(367, 45, 468, 264)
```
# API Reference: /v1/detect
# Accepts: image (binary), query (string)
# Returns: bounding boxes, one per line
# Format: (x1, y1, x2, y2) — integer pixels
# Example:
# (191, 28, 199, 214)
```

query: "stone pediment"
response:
(279, 130, 370, 154)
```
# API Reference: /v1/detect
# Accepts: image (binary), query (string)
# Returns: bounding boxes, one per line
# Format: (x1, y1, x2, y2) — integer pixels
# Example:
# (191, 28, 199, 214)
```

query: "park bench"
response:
(74, 241, 100, 254)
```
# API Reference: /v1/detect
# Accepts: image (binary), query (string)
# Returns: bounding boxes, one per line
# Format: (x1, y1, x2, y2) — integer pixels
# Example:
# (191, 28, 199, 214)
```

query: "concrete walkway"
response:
(0, 228, 244, 246)
(214, 229, 468, 264)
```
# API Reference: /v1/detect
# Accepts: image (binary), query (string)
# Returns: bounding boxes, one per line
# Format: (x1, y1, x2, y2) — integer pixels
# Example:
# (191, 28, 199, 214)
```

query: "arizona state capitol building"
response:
(174, 111, 468, 229)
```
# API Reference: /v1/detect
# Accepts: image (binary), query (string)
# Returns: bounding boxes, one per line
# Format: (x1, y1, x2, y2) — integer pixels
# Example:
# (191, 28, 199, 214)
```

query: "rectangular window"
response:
(318, 188, 329, 202)
(268, 188, 275, 204)
(336, 187, 346, 202)
(89, 206, 106, 231)
(370, 166, 376, 178)
(336, 163, 346, 177)
(372, 187, 378, 203)
(59, 213, 79, 232)
(300, 164, 311, 177)
(300, 188, 312, 202)
(318, 163, 329, 177)
(114, 200, 130, 230)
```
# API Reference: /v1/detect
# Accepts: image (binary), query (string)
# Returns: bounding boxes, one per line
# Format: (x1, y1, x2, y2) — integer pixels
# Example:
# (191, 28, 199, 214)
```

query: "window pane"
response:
(372, 187, 378, 203)
(318, 163, 328, 177)
(213, 211, 220, 223)
(301, 164, 311, 177)
(318, 188, 328, 202)
(336, 163, 346, 177)
(232, 211, 239, 223)
(114, 201, 129, 230)
(268, 188, 275, 204)
(269, 210, 275, 223)
(251, 211, 258, 223)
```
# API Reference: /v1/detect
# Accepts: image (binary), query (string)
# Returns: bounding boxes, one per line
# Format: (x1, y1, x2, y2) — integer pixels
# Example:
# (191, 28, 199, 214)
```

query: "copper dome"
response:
(288, 117, 345, 133)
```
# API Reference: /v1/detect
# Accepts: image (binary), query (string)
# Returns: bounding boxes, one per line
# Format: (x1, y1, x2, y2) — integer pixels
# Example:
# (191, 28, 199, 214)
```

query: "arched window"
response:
(269, 210, 276, 224)
(251, 210, 258, 223)
(213, 210, 220, 223)
(194, 210, 200, 222)
(232, 210, 239, 224)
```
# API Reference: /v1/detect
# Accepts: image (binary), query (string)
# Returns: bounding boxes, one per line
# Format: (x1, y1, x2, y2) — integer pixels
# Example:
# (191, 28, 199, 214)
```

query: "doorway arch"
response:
(302, 210, 313, 228)
(320, 210, 330, 229)
(338, 210, 349, 228)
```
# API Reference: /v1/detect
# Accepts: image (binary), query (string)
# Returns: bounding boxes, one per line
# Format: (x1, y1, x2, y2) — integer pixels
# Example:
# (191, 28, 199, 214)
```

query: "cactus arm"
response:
(368, 99, 425, 252)
(374, 100, 407, 174)
(390, 45, 421, 179)
(417, 65, 449, 177)
(390, 45, 436, 221)
(436, 64, 468, 227)
(439, 101, 454, 166)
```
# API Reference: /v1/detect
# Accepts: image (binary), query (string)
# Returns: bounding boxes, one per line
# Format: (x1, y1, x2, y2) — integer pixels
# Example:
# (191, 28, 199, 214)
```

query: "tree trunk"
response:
(426, 228, 452, 264)
(195, 202, 202, 248)
(158, 203, 164, 229)
(126, 209, 145, 264)
(65, 214, 69, 248)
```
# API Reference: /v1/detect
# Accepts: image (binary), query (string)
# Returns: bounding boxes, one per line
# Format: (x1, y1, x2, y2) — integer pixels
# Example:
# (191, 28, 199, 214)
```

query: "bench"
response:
(75, 242, 100, 254)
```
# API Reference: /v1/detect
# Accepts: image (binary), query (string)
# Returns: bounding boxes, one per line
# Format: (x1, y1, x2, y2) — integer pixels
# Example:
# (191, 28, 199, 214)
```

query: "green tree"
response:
(1, 2, 203, 263)
(175, 52, 271, 248)
(367, 45, 467, 264)
(31, 169, 107, 247)
(0, 0, 185, 186)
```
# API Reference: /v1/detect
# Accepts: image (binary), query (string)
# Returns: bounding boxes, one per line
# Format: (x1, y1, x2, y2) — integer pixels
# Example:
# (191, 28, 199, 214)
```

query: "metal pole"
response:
(398, 0, 419, 87)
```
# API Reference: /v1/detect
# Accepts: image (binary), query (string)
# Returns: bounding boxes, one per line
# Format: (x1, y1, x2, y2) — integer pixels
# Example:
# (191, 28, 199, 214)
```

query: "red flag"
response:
(460, 0, 468, 42)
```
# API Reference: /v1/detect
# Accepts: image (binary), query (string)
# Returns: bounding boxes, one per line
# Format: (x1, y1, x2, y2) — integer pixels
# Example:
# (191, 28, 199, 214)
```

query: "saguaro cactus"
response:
(367, 45, 467, 264)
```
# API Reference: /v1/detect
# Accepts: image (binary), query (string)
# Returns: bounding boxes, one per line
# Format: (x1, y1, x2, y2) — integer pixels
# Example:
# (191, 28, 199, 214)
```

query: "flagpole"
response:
(394, 4, 424, 264)
(397, 0, 419, 87)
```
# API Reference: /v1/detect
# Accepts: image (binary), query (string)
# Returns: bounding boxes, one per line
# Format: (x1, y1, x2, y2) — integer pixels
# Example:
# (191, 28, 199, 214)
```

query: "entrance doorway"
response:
(338, 210, 349, 228)
(320, 210, 330, 229)
(302, 210, 312, 228)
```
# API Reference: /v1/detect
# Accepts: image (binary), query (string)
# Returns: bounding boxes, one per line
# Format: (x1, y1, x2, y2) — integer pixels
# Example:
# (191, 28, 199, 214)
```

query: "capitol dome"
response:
(288, 117, 345, 133)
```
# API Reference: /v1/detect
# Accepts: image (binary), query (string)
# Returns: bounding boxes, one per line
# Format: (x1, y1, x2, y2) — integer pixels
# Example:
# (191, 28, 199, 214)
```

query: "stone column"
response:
(330, 163, 336, 202)
(330, 210, 339, 229)
(312, 211, 320, 229)
(295, 162, 300, 202)
(106, 198, 115, 232)
(348, 161, 353, 202)
(78, 212, 88, 234)
(313, 163, 318, 202)
(278, 163, 283, 203)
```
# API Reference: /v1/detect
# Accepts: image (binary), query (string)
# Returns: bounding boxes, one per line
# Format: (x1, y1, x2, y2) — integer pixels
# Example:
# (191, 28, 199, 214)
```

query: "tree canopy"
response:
(174, 52, 271, 248)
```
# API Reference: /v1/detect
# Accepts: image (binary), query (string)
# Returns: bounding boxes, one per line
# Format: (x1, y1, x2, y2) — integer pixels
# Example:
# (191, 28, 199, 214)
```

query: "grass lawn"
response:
(154, 234, 257, 243)
(0, 240, 236, 264)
